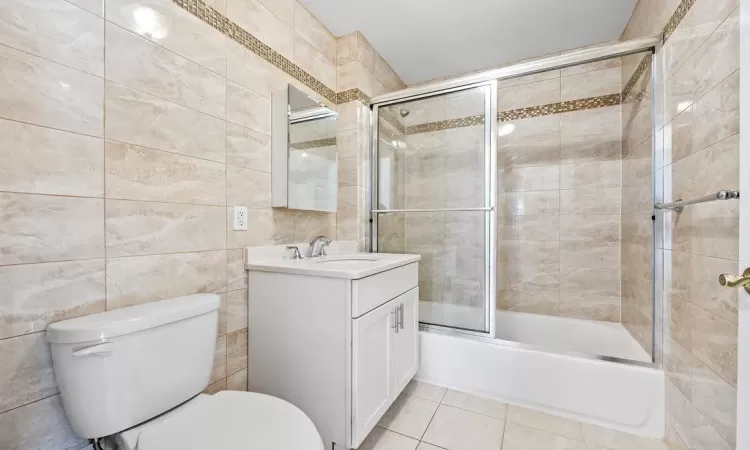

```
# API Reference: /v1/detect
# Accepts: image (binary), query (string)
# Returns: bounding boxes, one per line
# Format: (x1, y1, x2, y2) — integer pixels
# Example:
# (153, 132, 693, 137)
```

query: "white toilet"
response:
(46, 293, 324, 450)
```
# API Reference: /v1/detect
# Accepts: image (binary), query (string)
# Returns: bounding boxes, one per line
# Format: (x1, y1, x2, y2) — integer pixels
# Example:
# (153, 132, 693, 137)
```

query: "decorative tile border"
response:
(406, 115, 485, 134)
(290, 137, 337, 150)
(170, 0, 370, 105)
(663, 0, 697, 41)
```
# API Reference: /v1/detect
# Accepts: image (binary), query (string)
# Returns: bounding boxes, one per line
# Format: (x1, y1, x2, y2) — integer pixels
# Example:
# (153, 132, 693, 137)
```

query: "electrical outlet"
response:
(233, 206, 248, 231)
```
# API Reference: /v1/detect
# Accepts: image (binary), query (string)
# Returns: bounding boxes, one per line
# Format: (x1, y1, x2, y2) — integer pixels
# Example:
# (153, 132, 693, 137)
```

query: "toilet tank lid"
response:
(46, 294, 221, 344)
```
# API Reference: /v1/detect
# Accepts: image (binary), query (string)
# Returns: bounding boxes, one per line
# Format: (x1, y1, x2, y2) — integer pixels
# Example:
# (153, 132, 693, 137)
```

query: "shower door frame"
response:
(370, 80, 499, 337)
(369, 37, 662, 366)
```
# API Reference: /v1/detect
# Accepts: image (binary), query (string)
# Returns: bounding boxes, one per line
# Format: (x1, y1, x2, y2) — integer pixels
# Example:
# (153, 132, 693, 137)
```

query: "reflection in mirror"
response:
(272, 85, 338, 212)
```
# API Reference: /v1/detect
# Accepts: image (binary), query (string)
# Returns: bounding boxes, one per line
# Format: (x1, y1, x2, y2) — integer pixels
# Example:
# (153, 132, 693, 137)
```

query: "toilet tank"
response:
(46, 294, 220, 439)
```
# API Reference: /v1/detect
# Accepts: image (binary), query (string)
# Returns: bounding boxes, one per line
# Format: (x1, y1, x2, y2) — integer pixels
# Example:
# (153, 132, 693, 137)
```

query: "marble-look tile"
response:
(375, 53, 405, 91)
(227, 82, 271, 135)
(226, 40, 289, 98)
(560, 215, 620, 242)
(501, 114, 561, 143)
(560, 188, 621, 215)
(496, 289, 559, 315)
(560, 106, 620, 137)
(506, 405, 583, 440)
(106, 0, 227, 75)
(690, 306, 737, 386)
(68, 0, 104, 16)
(499, 138, 560, 169)
(560, 241, 620, 268)
(560, 132, 621, 164)
(0, 119, 103, 197)
(259, 0, 293, 24)
(0, 332, 57, 414)
(560, 266, 620, 297)
(0, 45, 103, 136)
(558, 293, 620, 322)
(0, 193, 103, 265)
(227, 123, 271, 172)
(217, 292, 227, 336)
(204, 378, 226, 395)
(105, 140, 226, 205)
(105, 83, 226, 163)
(0, 0, 104, 75)
(497, 69, 560, 89)
(669, 252, 737, 324)
(560, 161, 621, 189)
(359, 427, 419, 450)
(498, 240, 559, 266)
(378, 393, 439, 439)
(0, 395, 86, 450)
(498, 79, 560, 111)
(664, 336, 700, 401)
(356, 33, 376, 71)
(293, 211, 336, 243)
(226, 249, 248, 292)
(690, 405, 732, 450)
(514, 215, 560, 242)
(691, 365, 737, 447)
(294, 35, 336, 93)
(441, 390, 507, 420)
(337, 60, 366, 93)
(561, 67, 620, 101)
(498, 264, 560, 293)
(664, 420, 689, 450)
(502, 422, 586, 450)
(105, 24, 225, 118)
(0, 259, 105, 340)
(227, 208, 295, 248)
(226, 164, 272, 209)
(691, 9, 739, 101)
(422, 404, 504, 450)
(211, 335, 226, 383)
(498, 191, 559, 216)
(336, 33, 357, 65)
(105, 200, 225, 257)
(226, 368, 247, 391)
(666, 292, 693, 352)
(561, 55, 620, 77)
(666, 379, 692, 446)
(106, 250, 226, 309)
(227, 289, 247, 334)
(226, 0, 293, 60)
(226, 328, 248, 375)
(499, 165, 559, 192)
(403, 380, 446, 403)
(294, 2, 336, 63)
(691, 71, 739, 154)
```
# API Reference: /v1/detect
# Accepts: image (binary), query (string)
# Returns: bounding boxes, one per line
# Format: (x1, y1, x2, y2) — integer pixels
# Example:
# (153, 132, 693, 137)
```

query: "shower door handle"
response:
(719, 267, 750, 294)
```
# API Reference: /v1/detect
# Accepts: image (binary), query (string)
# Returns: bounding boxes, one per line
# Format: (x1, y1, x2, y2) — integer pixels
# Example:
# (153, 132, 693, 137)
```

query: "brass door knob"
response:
(719, 267, 750, 294)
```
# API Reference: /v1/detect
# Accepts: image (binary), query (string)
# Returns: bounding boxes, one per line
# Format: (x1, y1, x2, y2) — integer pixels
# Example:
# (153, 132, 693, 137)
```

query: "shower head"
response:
(399, 108, 410, 118)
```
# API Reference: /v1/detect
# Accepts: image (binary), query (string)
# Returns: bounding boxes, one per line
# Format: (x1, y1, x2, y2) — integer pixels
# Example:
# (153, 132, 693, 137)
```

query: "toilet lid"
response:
(137, 391, 324, 450)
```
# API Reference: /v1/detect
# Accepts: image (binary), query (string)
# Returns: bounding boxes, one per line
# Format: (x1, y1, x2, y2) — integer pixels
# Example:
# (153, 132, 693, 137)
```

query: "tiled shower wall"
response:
(496, 63, 624, 322)
(0, 0, 402, 448)
(624, 0, 740, 449)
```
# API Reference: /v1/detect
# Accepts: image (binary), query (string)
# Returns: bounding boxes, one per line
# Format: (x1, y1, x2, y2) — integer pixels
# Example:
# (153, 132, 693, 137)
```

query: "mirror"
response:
(272, 85, 338, 212)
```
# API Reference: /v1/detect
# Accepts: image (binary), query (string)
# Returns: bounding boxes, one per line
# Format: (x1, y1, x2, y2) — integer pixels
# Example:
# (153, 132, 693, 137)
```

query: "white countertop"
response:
(245, 252, 421, 279)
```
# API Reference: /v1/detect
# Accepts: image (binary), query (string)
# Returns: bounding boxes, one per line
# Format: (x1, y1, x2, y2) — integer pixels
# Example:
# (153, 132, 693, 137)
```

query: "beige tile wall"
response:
(0, 0, 402, 448)
(622, 0, 740, 448)
(497, 63, 624, 322)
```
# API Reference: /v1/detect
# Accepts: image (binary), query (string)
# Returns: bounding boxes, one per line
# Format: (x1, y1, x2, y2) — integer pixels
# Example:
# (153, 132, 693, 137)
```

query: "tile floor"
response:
(360, 380, 668, 450)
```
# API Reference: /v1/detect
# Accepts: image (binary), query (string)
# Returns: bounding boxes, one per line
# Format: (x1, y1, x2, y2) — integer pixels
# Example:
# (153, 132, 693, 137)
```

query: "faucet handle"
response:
(286, 246, 303, 260)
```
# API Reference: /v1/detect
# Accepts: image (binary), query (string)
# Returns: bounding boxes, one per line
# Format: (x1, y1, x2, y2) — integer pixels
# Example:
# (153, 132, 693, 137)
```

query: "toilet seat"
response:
(134, 391, 323, 450)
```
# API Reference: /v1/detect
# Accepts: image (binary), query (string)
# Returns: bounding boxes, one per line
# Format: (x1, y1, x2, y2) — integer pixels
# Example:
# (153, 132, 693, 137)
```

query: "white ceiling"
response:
(300, 0, 638, 85)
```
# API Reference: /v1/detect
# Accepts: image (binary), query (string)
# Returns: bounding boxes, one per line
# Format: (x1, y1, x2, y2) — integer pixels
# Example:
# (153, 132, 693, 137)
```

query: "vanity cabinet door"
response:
(351, 299, 395, 447)
(392, 288, 419, 395)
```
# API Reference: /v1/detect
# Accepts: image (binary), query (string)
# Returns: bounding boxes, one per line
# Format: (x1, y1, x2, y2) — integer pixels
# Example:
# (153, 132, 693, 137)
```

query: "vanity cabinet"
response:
(246, 257, 420, 450)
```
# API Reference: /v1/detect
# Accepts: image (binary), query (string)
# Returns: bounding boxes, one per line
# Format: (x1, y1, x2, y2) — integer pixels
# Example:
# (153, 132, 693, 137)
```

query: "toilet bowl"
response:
(46, 294, 323, 449)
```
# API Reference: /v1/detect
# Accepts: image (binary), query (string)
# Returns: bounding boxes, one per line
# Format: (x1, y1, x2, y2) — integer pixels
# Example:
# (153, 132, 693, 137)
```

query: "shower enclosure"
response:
(370, 38, 661, 366)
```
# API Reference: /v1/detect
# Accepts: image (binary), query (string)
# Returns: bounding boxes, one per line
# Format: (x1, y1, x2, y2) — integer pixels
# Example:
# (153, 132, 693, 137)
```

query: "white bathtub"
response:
(417, 330, 665, 438)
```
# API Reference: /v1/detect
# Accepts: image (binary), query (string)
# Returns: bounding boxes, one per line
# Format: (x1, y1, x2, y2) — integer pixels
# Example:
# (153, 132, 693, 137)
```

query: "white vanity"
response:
(245, 250, 420, 450)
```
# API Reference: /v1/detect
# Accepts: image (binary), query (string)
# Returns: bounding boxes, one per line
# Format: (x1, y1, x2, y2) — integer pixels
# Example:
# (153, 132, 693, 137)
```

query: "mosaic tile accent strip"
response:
(290, 137, 337, 150)
(497, 94, 621, 122)
(621, 55, 652, 100)
(663, 0, 698, 41)
(170, 0, 341, 104)
(336, 89, 370, 104)
(406, 115, 485, 135)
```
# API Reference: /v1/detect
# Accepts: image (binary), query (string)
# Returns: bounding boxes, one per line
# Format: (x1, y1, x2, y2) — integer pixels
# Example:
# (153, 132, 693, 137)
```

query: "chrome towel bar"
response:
(655, 190, 739, 213)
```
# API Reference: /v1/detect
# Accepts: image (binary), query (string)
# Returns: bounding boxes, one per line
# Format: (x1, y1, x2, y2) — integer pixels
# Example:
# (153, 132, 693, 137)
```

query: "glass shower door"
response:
(372, 83, 496, 334)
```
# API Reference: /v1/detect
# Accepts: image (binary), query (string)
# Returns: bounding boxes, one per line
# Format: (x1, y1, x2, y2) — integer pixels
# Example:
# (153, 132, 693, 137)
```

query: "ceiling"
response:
(300, 0, 638, 85)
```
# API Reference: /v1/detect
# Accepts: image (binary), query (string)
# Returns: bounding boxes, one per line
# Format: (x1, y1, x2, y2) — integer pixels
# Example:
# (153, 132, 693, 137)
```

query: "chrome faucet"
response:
(306, 236, 332, 258)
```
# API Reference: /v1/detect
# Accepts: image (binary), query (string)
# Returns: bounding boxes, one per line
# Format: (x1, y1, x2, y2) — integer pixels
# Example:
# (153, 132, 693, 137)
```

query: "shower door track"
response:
(372, 207, 494, 213)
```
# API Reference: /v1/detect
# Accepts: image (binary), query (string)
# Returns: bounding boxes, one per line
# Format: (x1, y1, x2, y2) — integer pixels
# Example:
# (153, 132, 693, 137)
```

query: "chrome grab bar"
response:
(372, 207, 494, 213)
(654, 190, 739, 213)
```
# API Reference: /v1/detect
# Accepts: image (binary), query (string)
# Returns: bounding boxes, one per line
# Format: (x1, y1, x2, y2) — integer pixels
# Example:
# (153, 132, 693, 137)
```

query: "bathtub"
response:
(416, 329, 665, 438)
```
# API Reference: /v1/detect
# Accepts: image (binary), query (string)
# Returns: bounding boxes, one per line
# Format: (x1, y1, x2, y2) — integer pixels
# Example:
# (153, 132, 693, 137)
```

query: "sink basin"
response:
(314, 258, 379, 264)
(245, 252, 421, 279)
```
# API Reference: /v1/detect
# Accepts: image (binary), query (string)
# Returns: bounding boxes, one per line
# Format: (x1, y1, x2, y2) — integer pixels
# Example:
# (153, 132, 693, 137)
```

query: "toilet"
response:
(46, 294, 324, 450)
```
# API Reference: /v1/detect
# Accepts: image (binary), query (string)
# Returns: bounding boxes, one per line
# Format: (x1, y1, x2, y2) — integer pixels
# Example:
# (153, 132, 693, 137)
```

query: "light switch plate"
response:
(233, 206, 248, 231)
